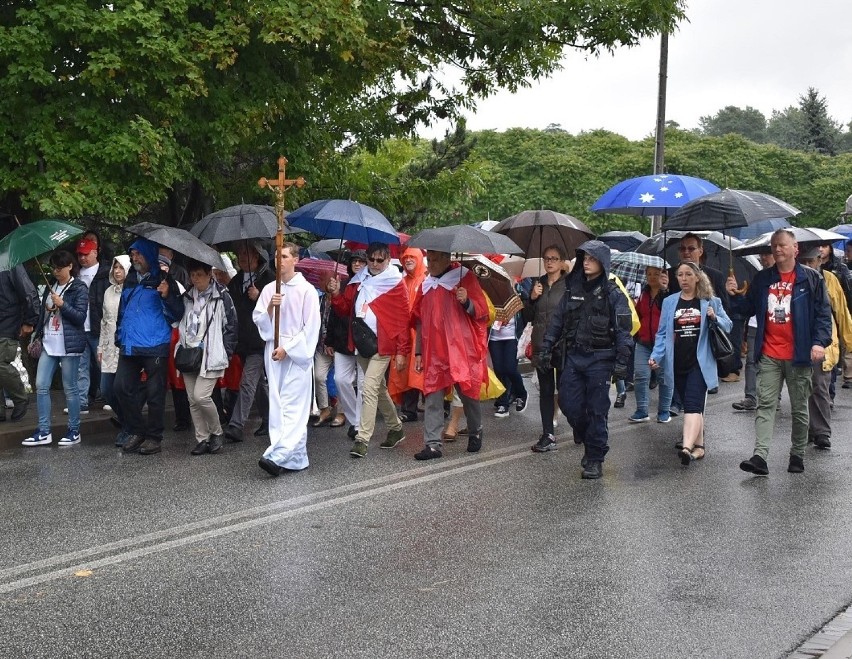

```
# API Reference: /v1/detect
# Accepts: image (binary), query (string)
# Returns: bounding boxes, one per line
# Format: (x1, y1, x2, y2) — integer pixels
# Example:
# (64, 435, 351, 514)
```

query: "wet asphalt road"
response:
(1, 375, 852, 659)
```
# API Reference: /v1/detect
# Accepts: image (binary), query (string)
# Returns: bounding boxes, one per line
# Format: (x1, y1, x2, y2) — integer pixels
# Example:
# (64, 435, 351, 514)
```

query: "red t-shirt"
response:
(762, 269, 796, 360)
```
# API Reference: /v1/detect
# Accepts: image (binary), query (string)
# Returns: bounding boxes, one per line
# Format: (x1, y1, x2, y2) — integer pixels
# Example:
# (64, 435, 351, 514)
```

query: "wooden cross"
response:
(258, 156, 306, 348)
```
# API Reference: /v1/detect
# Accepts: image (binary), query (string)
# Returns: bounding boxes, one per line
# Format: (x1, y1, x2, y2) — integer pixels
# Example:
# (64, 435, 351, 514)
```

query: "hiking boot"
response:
(191, 440, 210, 455)
(739, 454, 769, 475)
(414, 446, 442, 460)
(380, 428, 405, 449)
(208, 433, 224, 454)
(788, 454, 804, 473)
(139, 439, 162, 455)
(531, 434, 557, 452)
(581, 460, 603, 479)
(350, 441, 368, 458)
(732, 398, 757, 411)
(813, 435, 831, 450)
(122, 434, 145, 454)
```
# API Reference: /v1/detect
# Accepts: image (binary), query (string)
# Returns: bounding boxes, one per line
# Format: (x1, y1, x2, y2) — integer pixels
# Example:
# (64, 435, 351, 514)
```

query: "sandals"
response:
(330, 413, 346, 428)
(312, 409, 333, 427)
(442, 430, 458, 442)
(679, 444, 706, 465)
(691, 445, 706, 460)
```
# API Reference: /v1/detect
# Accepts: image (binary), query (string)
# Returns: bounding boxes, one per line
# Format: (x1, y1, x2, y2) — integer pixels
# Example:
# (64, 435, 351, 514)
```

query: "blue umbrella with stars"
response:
(591, 174, 720, 217)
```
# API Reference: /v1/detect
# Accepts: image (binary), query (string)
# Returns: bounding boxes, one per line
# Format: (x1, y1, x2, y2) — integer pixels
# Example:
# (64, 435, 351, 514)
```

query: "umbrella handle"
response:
(728, 266, 748, 295)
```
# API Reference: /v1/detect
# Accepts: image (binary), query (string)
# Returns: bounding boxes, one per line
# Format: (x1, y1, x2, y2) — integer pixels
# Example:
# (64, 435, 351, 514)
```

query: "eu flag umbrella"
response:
(591, 174, 720, 217)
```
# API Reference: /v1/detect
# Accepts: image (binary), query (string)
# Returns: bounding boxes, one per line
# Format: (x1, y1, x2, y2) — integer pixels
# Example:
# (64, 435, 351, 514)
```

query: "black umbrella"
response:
(492, 209, 594, 260)
(731, 227, 848, 256)
(189, 204, 301, 245)
(126, 222, 226, 270)
(597, 230, 649, 252)
(407, 225, 523, 255)
(637, 231, 761, 285)
(662, 189, 801, 232)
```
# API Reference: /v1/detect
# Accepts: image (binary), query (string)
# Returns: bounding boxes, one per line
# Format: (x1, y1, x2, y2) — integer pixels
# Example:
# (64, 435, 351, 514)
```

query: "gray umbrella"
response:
(190, 204, 301, 245)
(732, 227, 848, 256)
(492, 209, 594, 259)
(407, 225, 523, 255)
(662, 189, 801, 232)
(127, 222, 226, 269)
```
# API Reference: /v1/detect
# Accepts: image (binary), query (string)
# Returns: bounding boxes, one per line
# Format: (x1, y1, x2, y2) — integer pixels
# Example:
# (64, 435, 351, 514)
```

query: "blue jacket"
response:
(650, 295, 732, 391)
(729, 264, 832, 367)
(116, 238, 185, 357)
(35, 278, 89, 355)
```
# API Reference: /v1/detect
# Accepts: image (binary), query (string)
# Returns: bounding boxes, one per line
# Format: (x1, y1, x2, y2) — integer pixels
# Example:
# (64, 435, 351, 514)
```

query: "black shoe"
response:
(732, 398, 757, 411)
(208, 433, 224, 453)
(842, 381, 852, 389)
(415, 446, 443, 460)
(467, 430, 482, 453)
(173, 422, 191, 432)
(572, 430, 584, 445)
(139, 439, 162, 455)
(191, 440, 210, 456)
(10, 399, 28, 422)
(739, 454, 769, 475)
(258, 457, 282, 477)
(108, 415, 122, 428)
(0, 411, 5, 422)
(122, 434, 145, 454)
(581, 461, 603, 479)
(614, 393, 626, 408)
(625, 382, 634, 392)
(708, 387, 718, 394)
(224, 425, 243, 443)
(531, 434, 557, 452)
(788, 454, 804, 473)
(400, 410, 418, 423)
(515, 396, 528, 413)
(347, 425, 357, 439)
(649, 378, 658, 390)
(254, 421, 269, 437)
(813, 435, 831, 450)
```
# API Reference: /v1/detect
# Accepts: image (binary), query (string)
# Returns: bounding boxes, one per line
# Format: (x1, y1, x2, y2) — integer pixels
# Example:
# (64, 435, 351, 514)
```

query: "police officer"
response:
(536, 240, 633, 479)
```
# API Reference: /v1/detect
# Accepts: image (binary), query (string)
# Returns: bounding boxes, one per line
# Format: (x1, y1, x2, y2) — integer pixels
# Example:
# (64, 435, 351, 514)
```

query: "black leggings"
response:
(536, 366, 562, 435)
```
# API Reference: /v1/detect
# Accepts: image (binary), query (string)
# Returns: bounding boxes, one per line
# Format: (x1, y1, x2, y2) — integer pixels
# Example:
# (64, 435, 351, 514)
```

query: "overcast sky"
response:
(423, 0, 852, 140)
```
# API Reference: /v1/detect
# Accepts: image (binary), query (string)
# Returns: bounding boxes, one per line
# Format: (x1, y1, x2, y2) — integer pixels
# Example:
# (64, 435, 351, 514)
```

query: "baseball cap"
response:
(76, 238, 97, 254)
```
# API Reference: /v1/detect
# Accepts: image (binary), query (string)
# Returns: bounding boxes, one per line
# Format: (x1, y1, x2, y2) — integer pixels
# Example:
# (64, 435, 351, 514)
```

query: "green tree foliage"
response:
(444, 127, 852, 232)
(698, 106, 767, 143)
(0, 0, 685, 221)
(766, 88, 843, 155)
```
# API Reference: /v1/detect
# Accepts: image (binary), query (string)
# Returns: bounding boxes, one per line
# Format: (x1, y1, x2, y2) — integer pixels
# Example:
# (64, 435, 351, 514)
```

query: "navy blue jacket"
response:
(34, 278, 89, 355)
(730, 263, 832, 367)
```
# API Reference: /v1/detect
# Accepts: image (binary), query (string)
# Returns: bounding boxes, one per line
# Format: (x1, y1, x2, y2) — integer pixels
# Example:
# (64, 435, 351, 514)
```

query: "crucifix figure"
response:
(258, 156, 306, 348)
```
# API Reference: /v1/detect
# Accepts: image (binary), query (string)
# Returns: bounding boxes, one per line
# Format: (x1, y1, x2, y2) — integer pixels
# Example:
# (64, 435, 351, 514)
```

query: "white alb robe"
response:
(252, 272, 320, 470)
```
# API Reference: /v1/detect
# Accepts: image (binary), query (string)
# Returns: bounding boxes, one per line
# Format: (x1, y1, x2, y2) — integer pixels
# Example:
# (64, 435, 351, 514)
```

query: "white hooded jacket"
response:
(97, 255, 131, 374)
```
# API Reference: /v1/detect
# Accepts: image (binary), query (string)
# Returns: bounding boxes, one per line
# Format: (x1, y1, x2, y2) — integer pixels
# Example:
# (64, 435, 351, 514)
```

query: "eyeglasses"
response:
(679, 246, 699, 253)
(543, 256, 561, 262)
(367, 257, 385, 264)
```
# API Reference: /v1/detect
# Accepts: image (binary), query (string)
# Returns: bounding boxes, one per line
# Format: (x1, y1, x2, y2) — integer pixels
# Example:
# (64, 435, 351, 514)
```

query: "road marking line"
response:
(0, 448, 533, 594)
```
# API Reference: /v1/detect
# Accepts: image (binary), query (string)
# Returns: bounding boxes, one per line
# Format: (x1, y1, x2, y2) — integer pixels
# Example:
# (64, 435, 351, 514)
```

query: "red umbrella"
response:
(345, 232, 411, 258)
(295, 258, 349, 289)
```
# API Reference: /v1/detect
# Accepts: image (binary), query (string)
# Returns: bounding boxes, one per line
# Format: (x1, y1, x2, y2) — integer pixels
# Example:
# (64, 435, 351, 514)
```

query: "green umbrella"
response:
(0, 220, 84, 271)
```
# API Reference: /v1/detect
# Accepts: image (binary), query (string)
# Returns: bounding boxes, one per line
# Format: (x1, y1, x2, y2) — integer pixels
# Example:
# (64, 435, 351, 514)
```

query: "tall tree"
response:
(0, 0, 686, 221)
(799, 87, 841, 156)
(698, 106, 767, 143)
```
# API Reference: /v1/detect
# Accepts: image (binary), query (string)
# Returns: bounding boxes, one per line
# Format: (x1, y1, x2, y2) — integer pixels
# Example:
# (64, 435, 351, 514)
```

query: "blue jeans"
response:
(36, 353, 81, 434)
(489, 339, 526, 407)
(633, 343, 673, 416)
(100, 372, 123, 424)
(76, 332, 100, 407)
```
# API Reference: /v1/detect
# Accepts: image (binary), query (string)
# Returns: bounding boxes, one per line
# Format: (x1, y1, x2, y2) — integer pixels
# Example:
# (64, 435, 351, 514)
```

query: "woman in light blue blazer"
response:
(649, 261, 732, 465)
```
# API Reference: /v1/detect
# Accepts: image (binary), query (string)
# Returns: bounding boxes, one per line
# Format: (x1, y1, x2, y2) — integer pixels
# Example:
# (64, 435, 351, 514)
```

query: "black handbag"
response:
(708, 316, 734, 361)
(175, 309, 212, 374)
(351, 316, 378, 358)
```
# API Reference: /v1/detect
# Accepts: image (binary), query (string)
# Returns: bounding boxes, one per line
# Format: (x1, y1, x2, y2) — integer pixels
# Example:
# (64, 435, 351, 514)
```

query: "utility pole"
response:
(651, 31, 669, 236)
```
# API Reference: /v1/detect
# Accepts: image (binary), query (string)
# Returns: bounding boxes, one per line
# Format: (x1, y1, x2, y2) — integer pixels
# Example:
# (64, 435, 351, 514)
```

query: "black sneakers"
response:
(732, 398, 757, 411)
(415, 446, 442, 460)
(531, 434, 557, 452)
(613, 393, 626, 408)
(581, 461, 603, 479)
(813, 436, 831, 450)
(788, 454, 804, 473)
(739, 454, 769, 475)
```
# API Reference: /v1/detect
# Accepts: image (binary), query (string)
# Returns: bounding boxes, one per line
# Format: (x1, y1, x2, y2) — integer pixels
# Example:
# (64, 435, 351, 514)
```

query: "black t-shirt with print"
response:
(673, 297, 701, 375)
